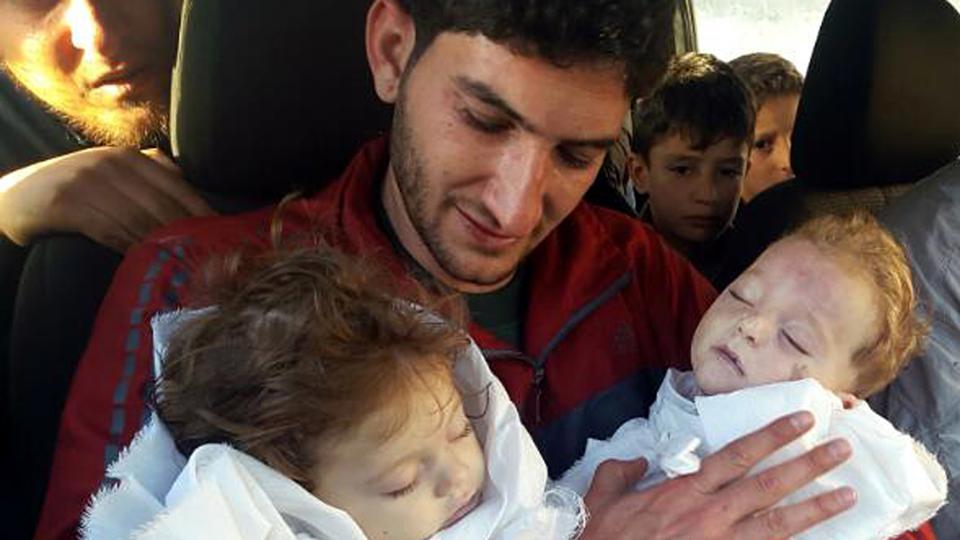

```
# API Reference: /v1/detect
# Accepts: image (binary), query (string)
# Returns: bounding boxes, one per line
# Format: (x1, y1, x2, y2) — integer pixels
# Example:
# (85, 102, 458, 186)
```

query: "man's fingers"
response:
(72, 203, 141, 253)
(105, 163, 198, 227)
(734, 486, 857, 540)
(694, 412, 815, 493)
(138, 149, 213, 217)
(723, 438, 852, 519)
(64, 177, 163, 242)
(584, 458, 650, 507)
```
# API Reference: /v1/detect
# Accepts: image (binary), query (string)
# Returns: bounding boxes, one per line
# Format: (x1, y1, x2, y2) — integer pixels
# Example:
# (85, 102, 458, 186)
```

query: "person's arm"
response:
(580, 411, 857, 539)
(0, 147, 212, 251)
(33, 235, 195, 540)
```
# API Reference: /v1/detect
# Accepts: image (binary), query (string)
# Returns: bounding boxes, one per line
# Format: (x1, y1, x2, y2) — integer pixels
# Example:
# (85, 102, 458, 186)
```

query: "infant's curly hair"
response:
(789, 211, 927, 397)
(155, 247, 469, 490)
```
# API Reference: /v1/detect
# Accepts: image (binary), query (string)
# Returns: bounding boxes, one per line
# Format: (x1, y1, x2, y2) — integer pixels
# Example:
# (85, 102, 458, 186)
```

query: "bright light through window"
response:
(693, 0, 831, 74)
(695, 0, 960, 74)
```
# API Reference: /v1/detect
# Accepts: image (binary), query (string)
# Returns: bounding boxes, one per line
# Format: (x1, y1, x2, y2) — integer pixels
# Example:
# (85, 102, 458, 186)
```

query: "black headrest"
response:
(793, 0, 960, 189)
(171, 0, 391, 201)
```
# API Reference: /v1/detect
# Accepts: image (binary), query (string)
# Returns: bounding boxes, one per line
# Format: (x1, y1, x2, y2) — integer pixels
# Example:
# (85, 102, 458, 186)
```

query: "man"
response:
(0, 0, 210, 250)
(0, 2, 208, 537)
(871, 159, 960, 538)
(37, 1, 859, 539)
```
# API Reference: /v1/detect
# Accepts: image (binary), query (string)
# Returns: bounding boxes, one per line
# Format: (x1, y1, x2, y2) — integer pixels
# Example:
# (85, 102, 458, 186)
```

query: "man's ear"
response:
(627, 152, 650, 195)
(366, 0, 417, 104)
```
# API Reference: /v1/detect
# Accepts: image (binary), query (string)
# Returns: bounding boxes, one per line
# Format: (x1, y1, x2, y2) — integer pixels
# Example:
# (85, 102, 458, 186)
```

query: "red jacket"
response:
(37, 138, 930, 540)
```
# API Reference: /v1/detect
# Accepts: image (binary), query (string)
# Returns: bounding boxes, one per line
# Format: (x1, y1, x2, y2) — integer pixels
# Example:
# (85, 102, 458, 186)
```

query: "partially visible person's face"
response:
(631, 133, 748, 254)
(743, 94, 800, 202)
(0, 0, 180, 145)
(381, 32, 628, 293)
(312, 368, 486, 540)
(691, 238, 876, 395)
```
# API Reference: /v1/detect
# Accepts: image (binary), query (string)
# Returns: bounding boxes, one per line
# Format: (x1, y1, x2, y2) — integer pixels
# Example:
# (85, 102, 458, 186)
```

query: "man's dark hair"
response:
(631, 52, 756, 158)
(395, 0, 678, 97)
(729, 52, 804, 107)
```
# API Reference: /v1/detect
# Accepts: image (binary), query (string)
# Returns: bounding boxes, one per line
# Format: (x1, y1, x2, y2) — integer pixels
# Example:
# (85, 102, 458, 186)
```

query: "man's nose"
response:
(63, 0, 124, 61)
(737, 314, 771, 346)
(65, 0, 101, 53)
(482, 141, 550, 237)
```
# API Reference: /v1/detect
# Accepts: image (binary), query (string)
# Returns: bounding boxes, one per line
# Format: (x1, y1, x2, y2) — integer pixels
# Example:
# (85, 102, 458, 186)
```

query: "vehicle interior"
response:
(2, 0, 959, 538)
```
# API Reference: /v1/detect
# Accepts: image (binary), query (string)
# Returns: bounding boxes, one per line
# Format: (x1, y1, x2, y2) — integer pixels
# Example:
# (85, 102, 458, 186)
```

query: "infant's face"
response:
(311, 368, 486, 540)
(691, 239, 877, 395)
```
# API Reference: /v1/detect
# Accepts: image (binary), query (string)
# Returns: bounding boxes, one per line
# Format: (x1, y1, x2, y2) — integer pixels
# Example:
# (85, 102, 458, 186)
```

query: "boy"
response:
(628, 52, 754, 282)
(559, 212, 946, 539)
(730, 52, 804, 202)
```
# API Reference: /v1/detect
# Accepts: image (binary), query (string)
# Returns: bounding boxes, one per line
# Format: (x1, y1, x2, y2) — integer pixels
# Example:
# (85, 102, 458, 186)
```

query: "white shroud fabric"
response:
(80, 309, 585, 540)
(558, 369, 947, 540)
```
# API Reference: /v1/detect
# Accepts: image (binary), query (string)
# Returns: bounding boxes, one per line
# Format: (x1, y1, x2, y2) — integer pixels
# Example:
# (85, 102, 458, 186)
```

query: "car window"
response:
(695, 0, 960, 74)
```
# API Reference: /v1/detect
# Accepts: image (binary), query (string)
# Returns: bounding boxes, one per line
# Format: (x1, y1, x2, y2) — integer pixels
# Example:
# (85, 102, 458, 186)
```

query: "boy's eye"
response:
(754, 138, 774, 153)
(720, 167, 745, 178)
(781, 330, 811, 356)
(668, 165, 692, 176)
(385, 478, 419, 499)
(460, 108, 510, 134)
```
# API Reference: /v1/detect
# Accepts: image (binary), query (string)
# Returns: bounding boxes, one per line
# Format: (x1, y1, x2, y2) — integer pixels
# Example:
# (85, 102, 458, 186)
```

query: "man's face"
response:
(383, 33, 628, 293)
(743, 94, 800, 201)
(690, 239, 874, 396)
(0, 0, 180, 145)
(632, 133, 748, 253)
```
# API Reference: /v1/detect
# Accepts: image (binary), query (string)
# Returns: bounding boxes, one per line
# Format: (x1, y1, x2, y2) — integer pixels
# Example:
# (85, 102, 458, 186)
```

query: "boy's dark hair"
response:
(395, 0, 678, 97)
(729, 52, 804, 107)
(630, 52, 756, 159)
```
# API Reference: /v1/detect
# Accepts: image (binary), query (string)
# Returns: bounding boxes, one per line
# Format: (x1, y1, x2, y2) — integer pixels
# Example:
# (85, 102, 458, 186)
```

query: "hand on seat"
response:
(580, 411, 856, 539)
(0, 147, 213, 252)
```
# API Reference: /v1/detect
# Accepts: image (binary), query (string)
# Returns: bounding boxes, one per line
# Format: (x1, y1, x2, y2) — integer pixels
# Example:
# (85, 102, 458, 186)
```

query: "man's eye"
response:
(557, 147, 592, 169)
(721, 168, 744, 178)
(668, 165, 692, 176)
(461, 108, 509, 134)
(781, 330, 811, 356)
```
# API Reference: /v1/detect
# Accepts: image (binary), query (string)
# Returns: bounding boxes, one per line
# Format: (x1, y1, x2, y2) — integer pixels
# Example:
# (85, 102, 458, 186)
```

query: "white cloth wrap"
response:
(558, 369, 947, 540)
(81, 309, 585, 540)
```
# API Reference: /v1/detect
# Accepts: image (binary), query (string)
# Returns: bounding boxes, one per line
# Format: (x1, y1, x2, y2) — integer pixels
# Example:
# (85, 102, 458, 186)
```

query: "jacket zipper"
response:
(482, 349, 545, 425)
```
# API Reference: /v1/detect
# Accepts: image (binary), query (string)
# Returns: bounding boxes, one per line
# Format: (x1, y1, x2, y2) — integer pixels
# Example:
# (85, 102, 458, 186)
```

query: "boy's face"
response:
(743, 94, 800, 201)
(691, 238, 876, 395)
(631, 133, 748, 252)
(311, 368, 486, 540)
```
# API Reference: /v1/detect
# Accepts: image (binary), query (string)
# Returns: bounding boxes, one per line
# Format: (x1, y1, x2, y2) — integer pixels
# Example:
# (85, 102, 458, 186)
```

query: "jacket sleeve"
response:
(34, 238, 194, 540)
(895, 522, 937, 540)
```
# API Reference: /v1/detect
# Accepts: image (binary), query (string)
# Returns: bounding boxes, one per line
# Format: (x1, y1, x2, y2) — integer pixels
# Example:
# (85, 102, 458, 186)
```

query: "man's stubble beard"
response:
(390, 87, 518, 288)
(4, 56, 168, 147)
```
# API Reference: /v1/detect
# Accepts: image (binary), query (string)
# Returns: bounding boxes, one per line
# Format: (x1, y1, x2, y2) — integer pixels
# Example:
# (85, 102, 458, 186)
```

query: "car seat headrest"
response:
(170, 0, 392, 201)
(792, 0, 960, 189)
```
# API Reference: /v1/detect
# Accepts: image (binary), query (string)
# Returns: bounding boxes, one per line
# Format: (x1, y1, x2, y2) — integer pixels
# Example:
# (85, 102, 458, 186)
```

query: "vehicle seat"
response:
(715, 0, 960, 288)
(7, 2, 388, 538)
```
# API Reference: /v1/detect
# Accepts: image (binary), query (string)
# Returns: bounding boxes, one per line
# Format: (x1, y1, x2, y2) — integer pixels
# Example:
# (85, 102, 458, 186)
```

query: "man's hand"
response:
(0, 147, 213, 251)
(581, 411, 856, 539)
